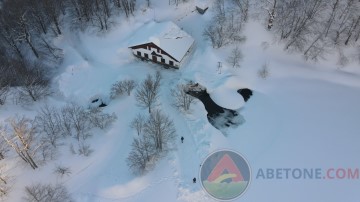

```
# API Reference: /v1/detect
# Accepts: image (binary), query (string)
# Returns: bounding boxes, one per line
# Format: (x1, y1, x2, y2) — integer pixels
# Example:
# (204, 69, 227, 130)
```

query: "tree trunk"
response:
(25, 151, 38, 169)
(53, 16, 62, 35)
(26, 39, 39, 58)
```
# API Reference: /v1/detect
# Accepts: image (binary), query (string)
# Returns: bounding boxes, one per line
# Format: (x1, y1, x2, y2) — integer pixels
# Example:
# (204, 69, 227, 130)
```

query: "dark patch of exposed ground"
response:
(186, 88, 252, 131)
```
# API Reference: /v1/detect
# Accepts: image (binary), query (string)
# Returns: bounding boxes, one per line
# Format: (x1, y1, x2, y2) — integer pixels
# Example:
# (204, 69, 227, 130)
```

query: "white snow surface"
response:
(1, 1, 360, 202)
(128, 20, 194, 62)
(208, 75, 246, 110)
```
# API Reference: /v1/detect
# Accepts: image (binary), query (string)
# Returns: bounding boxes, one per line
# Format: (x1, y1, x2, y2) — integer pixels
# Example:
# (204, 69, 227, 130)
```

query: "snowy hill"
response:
(1, 1, 360, 202)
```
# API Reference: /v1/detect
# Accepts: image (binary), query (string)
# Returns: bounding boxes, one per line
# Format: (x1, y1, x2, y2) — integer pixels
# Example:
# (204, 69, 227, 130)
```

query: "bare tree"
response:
(24, 183, 73, 202)
(0, 0, 65, 61)
(203, 0, 246, 48)
(59, 107, 73, 137)
(135, 72, 162, 113)
(66, 0, 136, 31)
(34, 105, 63, 148)
(1, 116, 41, 169)
(54, 165, 72, 178)
(143, 110, 176, 153)
(127, 110, 176, 175)
(324, 0, 340, 38)
(260, 0, 360, 62)
(122, 80, 136, 96)
(130, 114, 145, 135)
(0, 126, 9, 160)
(88, 108, 117, 129)
(111, 0, 136, 18)
(38, 37, 64, 63)
(258, 62, 270, 79)
(262, 0, 277, 30)
(0, 85, 9, 106)
(232, 0, 250, 22)
(16, 62, 51, 103)
(171, 84, 195, 112)
(357, 46, 360, 64)
(92, 0, 113, 31)
(303, 32, 330, 61)
(61, 103, 91, 141)
(77, 141, 93, 157)
(53, 102, 117, 157)
(110, 79, 136, 99)
(110, 81, 125, 99)
(0, 164, 12, 198)
(66, 0, 94, 30)
(12, 3, 40, 58)
(127, 135, 155, 175)
(0, 138, 8, 160)
(337, 49, 349, 67)
(227, 46, 243, 68)
(26, 0, 51, 35)
(0, 13, 24, 60)
(41, 0, 64, 35)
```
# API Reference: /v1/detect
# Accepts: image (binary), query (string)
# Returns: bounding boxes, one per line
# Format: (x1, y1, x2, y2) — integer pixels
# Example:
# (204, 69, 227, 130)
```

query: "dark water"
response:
(186, 88, 252, 131)
(237, 88, 253, 102)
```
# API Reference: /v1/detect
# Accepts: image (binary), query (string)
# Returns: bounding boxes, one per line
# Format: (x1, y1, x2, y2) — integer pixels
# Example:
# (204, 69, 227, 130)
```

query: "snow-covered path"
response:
(156, 71, 211, 201)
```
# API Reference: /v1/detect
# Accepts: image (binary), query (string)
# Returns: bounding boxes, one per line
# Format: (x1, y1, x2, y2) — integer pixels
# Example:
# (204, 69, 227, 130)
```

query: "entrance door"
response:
(152, 55, 157, 62)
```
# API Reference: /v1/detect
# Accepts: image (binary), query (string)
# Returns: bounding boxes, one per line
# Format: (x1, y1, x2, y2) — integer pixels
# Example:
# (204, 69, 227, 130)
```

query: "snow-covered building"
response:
(128, 21, 195, 69)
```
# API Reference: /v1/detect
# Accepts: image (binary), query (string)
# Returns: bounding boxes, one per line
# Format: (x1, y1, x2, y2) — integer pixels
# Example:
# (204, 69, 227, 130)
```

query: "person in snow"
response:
(193, 177, 196, 183)
(181, 136, 184, 143)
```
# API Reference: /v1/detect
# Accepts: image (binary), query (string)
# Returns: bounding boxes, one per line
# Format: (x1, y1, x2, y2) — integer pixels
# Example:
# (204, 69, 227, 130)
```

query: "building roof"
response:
(128, 21, 194, 62)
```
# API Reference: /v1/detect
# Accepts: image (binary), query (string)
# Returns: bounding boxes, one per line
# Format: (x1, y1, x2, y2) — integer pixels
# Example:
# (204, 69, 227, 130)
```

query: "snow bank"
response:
(100, 176, 151, 199)
(208, 76, 246, 110)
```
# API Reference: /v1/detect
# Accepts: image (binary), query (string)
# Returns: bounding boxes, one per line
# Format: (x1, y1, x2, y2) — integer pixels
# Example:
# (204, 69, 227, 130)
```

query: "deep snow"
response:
(1, 1, 360, 202)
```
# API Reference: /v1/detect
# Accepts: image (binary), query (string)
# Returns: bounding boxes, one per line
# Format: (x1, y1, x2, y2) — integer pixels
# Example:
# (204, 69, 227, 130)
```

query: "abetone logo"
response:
(200, 150, 251, 201)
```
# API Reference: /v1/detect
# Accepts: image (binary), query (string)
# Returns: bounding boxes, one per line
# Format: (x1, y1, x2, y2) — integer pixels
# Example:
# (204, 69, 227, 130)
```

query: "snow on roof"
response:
(128, 21, 194, 62)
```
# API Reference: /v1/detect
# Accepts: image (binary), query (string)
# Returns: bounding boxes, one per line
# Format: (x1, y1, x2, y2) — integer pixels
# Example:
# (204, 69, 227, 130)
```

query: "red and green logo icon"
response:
(200, 150, 251, 201)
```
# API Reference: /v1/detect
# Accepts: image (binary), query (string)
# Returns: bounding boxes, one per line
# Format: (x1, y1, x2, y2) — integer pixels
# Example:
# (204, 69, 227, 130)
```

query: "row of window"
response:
(136, 51, 174, 66)
(147, 46, 161, 53)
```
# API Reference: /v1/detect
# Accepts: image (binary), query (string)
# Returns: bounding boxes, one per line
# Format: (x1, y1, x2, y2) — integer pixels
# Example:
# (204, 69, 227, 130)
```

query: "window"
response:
(169, 60, 174, 66)
(144, 53, 149, 58)
(137, 51, 141, 56)
(161, 58, 165, 63)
